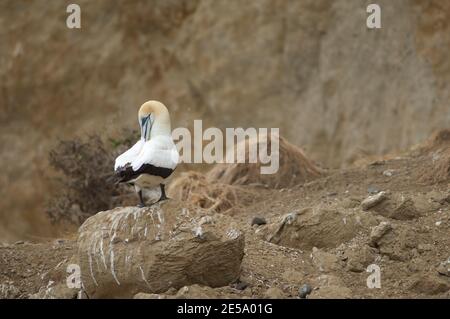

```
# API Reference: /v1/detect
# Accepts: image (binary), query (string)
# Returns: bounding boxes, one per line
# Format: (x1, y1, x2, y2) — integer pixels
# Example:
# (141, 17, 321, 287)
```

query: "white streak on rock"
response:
(99, 232, 107, 269)
(109, 233, 120, 285)
(226, 228, 241, 240)
(88, 252, 98, 286)
(193, 226, 203, 238)
(110, 249, 120, 286)
(139, 265, 151, 289)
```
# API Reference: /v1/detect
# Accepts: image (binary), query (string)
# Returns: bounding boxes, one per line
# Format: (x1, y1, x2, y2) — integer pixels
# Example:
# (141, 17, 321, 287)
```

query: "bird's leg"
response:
(157, 183, 169, 203)
(137, 190, 146, 208)
(135, 185, 146, 208)
(137, 191, 146, 208)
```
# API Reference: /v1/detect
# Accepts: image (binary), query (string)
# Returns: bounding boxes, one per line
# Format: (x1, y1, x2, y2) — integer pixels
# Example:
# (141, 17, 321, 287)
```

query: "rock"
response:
(345, 245, 376, 273)
(367, 186, 380, 195)
(369, 221, 392, 247)
(133, 292, 166, 299)
(311, 247, 341, 273)
(309, 285, 352, 299)
(251, 217, 267, 226)
(368, 194, 423, 220)
(371, 223, 420, 261)
(382, 169, 395, 177)
(361, 192, 387, 210)
(231, 280, 249, 291)
(76, 201, 245, 298)
(389, 198, 421, 220)
(264, 287, 285, 299)
(410, 275, 450, 295)
(299, 284, 312, 299)
(437, 259, 450, 277)
(54, 239, 65, 245)
(259, 207, 377, 250)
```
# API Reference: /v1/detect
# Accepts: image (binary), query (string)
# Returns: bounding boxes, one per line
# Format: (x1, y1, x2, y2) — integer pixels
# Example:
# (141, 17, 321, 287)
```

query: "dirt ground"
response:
(1, 131, 449, 299)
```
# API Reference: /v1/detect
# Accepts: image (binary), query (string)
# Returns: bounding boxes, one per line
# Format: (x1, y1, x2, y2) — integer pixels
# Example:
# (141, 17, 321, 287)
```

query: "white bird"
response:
(114, 100, 179, 207)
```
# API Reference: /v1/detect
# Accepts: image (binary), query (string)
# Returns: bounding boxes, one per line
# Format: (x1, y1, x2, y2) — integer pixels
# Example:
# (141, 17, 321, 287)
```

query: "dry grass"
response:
(169, 134, 323, 213)
(207, 134, 323, 188)
(168, 171, 257, 214)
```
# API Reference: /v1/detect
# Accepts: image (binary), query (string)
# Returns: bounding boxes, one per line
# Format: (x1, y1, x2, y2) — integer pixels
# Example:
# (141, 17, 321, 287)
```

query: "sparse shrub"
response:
(46, 130, 139, 225)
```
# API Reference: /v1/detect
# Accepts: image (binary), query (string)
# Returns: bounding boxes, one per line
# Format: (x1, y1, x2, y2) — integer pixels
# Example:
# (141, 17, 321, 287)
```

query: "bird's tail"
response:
(107, 172, 125, 185)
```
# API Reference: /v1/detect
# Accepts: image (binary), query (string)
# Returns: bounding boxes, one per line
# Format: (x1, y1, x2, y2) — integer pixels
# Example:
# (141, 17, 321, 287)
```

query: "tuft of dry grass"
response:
(168, 171, 257, 214)
(207, 134, 324, 189)
(169, 134, 323, 213)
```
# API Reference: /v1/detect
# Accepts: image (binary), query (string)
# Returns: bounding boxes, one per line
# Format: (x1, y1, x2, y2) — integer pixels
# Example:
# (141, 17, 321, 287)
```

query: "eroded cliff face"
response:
(0, 0, 449, 240)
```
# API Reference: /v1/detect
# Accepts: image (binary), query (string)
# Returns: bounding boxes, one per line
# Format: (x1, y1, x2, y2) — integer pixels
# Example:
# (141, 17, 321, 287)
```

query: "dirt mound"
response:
(362, 192, 424, 220)
(417, 129, 450, 152)
(421, 149, 450, 184)
(257, 207, 377, 250)
(411, 129, 450, 184)
(207, 135, 323, 189)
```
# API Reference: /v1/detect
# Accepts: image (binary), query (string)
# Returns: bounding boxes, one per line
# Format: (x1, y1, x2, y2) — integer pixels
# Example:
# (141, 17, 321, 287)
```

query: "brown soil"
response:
(2, 131, 449, 299)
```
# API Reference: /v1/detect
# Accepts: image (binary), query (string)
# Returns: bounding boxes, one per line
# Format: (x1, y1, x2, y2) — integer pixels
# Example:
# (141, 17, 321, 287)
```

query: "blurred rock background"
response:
(0, 0, 449, 241)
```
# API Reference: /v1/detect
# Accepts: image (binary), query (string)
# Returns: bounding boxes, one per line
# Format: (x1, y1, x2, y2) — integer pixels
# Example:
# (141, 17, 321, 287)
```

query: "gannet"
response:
(114, 100, 179, 207)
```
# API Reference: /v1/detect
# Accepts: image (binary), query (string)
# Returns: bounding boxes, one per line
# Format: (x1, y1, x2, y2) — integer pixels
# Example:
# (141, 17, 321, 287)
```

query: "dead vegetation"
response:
(168, 134, 322, 213)
(46, 132, 139, 225)
(207, 134, 324, 188)
(168, 171, 258, 214)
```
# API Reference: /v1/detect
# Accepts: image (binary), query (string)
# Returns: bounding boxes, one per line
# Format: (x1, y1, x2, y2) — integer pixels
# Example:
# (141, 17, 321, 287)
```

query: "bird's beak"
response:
(142, 114, 154, 141)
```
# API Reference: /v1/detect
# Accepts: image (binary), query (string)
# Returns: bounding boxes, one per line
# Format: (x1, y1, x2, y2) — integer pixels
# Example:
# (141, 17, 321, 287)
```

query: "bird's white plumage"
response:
(131, 135, 179, 171)
(114, 139, 145, 171)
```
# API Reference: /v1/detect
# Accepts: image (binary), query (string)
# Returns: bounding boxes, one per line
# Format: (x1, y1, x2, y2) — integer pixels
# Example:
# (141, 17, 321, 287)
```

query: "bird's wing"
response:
(131, 135, 179, 171)
(114, 139, 145, 171)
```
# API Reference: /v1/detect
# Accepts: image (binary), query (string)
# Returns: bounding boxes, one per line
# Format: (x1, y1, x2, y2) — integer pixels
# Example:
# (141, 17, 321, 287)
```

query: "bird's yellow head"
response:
(138, 100, 171, 140)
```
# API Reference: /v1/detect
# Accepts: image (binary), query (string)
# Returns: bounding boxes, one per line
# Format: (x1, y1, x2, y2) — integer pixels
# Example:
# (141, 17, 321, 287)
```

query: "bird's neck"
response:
(150, 112, 171, 139)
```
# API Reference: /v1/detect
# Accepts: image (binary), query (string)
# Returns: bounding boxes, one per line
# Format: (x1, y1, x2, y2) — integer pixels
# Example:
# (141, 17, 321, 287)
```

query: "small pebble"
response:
(361, 191, 387, 210)
(382, 169, 395, 177)
(367, 186, 380, 195)
(299, 284, 312, 299)
(327, 192, 338, 197)
(232, 280, 249, 291)
(251, 217, 267, 226)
